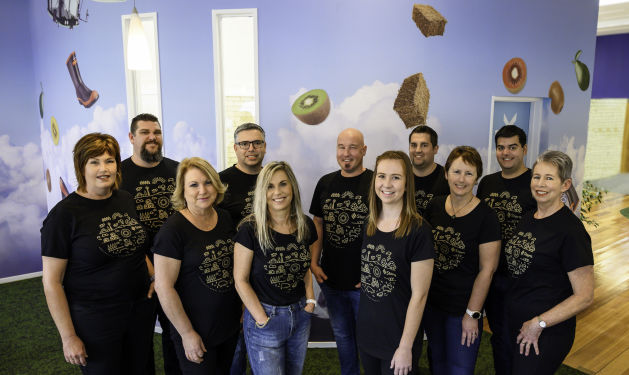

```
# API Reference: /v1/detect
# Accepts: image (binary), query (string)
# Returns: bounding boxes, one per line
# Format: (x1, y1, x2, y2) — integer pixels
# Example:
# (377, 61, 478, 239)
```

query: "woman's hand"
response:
(461, 314, 479, 347)
(390, 346, 413, 375)
(517, 317, 543, 356)
(62, 334, 88, 366)
(181, 330, 207, 364)
(304, 302, 315, 313)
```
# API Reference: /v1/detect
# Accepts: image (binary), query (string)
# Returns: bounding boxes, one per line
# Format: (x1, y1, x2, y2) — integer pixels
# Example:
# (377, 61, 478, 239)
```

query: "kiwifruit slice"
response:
(291, 89, 331, 125)
(549, 81, 564, 114)
(51, 116, 60, 145)
(39, 82, 44, 119)
(502, 57, 527, 94)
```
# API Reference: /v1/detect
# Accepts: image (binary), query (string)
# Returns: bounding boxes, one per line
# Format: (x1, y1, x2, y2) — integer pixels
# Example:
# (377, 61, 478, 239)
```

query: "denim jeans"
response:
(485, 273, 513, 375)
(229, 328, 247, 375)
(243, 299, 312, 375)
(319, 282, 360, 375)
(423, 305, 483, 375)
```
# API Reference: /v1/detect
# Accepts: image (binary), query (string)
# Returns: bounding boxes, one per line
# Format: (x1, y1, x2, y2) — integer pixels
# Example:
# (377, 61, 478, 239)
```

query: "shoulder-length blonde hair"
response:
(240, 161, 309, 253)
(73, 133, 122, 193)
(171, 157, 227, 210)
(366, 151, 422, 238)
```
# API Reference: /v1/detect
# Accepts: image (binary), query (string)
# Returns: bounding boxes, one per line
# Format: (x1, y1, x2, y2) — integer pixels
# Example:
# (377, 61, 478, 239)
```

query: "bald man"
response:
(309, 128, 372, 375)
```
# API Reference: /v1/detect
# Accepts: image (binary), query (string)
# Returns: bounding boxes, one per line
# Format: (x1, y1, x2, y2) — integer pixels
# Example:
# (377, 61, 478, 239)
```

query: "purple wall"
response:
(591, 33, 629, 98)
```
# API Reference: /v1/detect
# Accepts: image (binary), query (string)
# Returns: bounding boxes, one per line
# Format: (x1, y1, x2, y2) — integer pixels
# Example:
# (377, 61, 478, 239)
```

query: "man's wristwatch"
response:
(466, 308, 482, 320)
(537, 316, 547, 328)
(306, 299, 317, 307)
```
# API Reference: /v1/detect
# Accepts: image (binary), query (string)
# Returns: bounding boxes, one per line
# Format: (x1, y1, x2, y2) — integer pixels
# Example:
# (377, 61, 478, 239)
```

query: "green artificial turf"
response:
(1, 277, 586, 374)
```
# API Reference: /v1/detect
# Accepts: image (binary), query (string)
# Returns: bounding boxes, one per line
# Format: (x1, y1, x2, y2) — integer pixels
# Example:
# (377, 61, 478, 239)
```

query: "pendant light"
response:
(127, 1, 151, 70)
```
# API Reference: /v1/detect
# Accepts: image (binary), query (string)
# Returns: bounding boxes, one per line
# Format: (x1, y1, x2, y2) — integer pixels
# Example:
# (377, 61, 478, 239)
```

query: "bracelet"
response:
(255, 316, 270, 328)
(306, 299, 317, 307)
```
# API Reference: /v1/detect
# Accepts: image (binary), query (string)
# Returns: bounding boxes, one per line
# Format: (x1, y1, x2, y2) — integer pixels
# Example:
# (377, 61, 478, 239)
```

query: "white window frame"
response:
(212, 8, 260, 170)
(487, 96, 543, 174)
(121, 12, 163, 134)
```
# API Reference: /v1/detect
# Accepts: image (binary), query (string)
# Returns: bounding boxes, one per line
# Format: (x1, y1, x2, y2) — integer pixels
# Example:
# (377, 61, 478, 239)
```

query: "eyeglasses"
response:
(236, 140, 265, 150)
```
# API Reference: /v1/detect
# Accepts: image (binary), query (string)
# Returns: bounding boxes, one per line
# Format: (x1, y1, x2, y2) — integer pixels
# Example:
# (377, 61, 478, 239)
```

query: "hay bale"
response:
(393, 73, 430, 128)
(412, 4, 447, 37)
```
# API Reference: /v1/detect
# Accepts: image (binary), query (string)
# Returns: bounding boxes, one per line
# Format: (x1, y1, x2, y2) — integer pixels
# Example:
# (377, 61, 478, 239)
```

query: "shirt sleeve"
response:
(307, 216, 318, 245)
(410, 223, 435, 262)
(41, 205, 72, 259)
(559, 217, 594, 272)
(234, 221, 257, 251)
(152, 216, 184, 260)
(309, 177, 325, 217)
(479, 204, 502, 244)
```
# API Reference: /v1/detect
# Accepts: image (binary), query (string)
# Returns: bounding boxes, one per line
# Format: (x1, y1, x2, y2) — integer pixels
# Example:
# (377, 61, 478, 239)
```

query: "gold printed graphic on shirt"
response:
(264, 242, 310, 291)
(199, 238, 234, 292)
(505, 231, 536, 276)
(361, 244, 397, 301)
(240, 190, 255, 218)
(322, 191, 368, 247)
(96, 212, 146, 257)
(133, 177, 176, 233)
(483, 191, 524, 241)
(432, 225, 466, 272)
(415, 189, 435, 212)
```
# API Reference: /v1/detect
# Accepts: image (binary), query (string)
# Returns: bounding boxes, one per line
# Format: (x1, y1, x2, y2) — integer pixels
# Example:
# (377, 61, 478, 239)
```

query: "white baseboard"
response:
(0, 271, 43, 284)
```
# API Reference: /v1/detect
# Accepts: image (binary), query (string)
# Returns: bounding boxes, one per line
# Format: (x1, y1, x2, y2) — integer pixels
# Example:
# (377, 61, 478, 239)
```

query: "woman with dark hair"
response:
(41, 133, 155, 374)
(153, 157, 241, 374)
(423, 146, 501, 374)
(357, 151, 434, 375)
(506, 150, 594, 375)
(233, 161, 317, 375)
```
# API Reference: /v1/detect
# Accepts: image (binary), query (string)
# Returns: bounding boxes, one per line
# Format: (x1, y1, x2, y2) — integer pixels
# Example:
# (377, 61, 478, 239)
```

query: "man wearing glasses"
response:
(219, 122, 267, 226)
(219, 122, 266, 375)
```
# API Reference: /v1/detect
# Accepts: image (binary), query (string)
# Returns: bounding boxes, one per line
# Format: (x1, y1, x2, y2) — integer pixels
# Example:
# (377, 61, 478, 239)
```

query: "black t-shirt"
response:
(505, 206, 593, 334)
(218, 165, 259, 226)
(477, 169, 536, 275)
(424, 196, 501, 315)
(309, 169, 373, 290)
(40, 190, 150, 304)
(357, 223, 434, 360)
(234, 218, 317, 306)
(120, 157, 179, 243)
(152, 209, 241, 344)
(414, 164, 450, 216)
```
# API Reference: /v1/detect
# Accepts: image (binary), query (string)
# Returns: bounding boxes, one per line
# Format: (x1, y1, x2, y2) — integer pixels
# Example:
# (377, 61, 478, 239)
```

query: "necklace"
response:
(450, 195, 475, 219)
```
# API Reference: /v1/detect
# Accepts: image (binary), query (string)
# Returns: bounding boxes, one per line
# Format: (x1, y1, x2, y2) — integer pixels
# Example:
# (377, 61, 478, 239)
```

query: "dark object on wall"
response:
(66, 52, 99, 108)
(502, 57, 527, 94)
(292, 89, 331, 125)
(572, 50, 590, 91)
(59, 177, 69, 199)
(394, 73, 430, 128)
(47, 0, 88, 29)
(549, 81, 564, 114)
(412, 4, 447, 37)
(39, 82, 44, 119)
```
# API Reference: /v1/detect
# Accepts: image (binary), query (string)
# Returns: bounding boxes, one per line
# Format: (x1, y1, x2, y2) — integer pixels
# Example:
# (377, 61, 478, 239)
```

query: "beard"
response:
(140, 141, 163, 163)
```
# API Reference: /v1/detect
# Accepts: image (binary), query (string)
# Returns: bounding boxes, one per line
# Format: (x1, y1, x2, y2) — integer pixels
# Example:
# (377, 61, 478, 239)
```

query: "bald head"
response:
(337, 128, 367, 177)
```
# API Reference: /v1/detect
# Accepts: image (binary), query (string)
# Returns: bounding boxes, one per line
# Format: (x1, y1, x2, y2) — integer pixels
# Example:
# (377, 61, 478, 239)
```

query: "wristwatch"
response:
(466, 308, 482, 320)
(306, 299, 317, 307)
(537, 316, 547, 328)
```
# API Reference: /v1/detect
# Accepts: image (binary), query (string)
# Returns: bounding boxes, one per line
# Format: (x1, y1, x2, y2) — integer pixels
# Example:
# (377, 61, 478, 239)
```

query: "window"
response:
(121, 12, 163, 131)
(212, 9, 259, 169)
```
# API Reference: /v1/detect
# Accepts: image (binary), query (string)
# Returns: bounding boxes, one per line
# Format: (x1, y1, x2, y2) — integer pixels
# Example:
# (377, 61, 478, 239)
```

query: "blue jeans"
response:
(319, 282, 360, 375)
(243, 299, 312, 375)
(423, 305, 483, 375)
(229, 328, 247, 375)
(485, 273, 513, 375)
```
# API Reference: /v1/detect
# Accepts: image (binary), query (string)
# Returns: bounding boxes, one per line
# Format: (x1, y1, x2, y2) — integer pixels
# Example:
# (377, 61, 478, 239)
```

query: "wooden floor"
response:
(563, 192, 629, 374)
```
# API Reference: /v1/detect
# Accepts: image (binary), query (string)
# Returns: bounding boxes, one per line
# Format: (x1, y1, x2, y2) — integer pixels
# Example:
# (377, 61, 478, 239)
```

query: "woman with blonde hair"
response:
(153, 157, 241, 374)
(357, 151, 434, 375)
(233, 161, 317, 375)
(41, 133, 155, 374)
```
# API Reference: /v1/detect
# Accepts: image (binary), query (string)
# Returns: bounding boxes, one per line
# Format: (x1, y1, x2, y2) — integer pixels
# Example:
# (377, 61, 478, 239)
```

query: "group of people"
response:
(41, 113, 594, 375)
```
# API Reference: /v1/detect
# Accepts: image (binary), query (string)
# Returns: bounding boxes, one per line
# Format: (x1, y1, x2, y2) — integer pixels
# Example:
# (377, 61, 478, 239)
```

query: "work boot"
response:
(66, 51, 99, 108)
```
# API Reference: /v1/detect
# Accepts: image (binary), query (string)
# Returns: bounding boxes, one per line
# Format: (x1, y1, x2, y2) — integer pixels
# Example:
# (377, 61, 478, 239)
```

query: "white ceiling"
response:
(598, 1, 629, 35)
